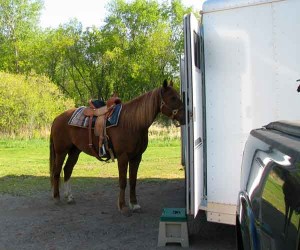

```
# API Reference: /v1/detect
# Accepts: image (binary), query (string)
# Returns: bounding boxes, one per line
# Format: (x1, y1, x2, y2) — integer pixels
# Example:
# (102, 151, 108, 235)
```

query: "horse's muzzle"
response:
(178, 116, 186, 126)
(174, 110, 186, 126)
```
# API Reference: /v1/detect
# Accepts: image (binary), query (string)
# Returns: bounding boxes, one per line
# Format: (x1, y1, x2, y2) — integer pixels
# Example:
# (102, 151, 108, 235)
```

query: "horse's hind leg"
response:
(53, 152, 67, 202)
(63, 146, 81, 204)
(129, 155, 142, 212)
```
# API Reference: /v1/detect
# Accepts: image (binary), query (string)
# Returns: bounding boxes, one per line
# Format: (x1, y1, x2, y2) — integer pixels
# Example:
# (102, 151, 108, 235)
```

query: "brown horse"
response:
(49, 80, 185, 215)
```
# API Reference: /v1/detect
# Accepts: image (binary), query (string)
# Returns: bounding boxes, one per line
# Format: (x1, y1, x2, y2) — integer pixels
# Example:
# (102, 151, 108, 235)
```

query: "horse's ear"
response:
(170, 80, 173, 87)
(163, 79, 168, 89)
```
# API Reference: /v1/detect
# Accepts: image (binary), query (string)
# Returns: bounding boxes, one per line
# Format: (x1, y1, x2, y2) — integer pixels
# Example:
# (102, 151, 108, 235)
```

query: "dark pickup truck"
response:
(237, 120, 300, 250)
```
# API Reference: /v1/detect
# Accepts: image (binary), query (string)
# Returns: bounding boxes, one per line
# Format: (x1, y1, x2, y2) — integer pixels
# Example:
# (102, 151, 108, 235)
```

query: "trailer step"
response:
(157, 208, 189, 248)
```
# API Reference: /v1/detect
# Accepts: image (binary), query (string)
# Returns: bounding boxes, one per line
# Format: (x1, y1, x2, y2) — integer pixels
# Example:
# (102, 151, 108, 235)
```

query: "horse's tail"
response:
(49, 134, 55, 187)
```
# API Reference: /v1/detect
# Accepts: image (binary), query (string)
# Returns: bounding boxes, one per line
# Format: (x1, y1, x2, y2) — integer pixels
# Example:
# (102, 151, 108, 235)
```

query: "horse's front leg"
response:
(117, 154, 131, 216)
(129, 155, 142, 212)
(63, 147, 80, 204)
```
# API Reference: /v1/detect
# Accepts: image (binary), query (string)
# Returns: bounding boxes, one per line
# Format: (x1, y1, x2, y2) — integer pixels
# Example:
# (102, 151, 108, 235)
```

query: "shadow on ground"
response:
(0, 176, 236, 249)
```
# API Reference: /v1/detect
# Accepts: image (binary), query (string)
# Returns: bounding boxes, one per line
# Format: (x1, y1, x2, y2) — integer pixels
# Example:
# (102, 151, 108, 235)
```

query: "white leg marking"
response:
(129, 201, 141, 212)
(64, 180, 75, 203)
(64, 180, 70, 197)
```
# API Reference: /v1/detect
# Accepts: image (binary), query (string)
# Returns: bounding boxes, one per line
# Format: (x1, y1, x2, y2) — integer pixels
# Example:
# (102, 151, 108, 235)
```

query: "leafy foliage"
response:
(0, 0, 194, 105)
(0, 72, 74, 137)
(0, 0, 197, 137)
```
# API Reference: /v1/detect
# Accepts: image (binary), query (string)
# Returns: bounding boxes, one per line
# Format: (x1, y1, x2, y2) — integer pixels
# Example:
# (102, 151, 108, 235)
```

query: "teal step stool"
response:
(157, 208, 189, 247)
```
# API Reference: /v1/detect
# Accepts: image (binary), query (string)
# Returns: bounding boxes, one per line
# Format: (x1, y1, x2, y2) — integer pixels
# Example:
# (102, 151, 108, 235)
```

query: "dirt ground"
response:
(0, 180, 236, 250)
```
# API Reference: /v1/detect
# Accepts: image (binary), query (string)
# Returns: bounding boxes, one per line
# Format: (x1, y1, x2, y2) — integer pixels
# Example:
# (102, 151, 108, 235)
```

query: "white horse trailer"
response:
(181, 0, 300, 225)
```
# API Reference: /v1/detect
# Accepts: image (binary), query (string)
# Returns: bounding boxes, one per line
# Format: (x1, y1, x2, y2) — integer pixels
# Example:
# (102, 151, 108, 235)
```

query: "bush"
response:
(0, 72, 74, 138)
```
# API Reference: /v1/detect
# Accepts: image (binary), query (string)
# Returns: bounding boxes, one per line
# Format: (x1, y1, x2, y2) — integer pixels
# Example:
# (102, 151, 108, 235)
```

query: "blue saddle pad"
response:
(68, 104, 122, 128)
(107, 104, 122, 128)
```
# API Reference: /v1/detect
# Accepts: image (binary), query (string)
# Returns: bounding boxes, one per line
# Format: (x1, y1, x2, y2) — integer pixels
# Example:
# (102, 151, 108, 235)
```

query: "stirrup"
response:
(99, 145, 107, 157)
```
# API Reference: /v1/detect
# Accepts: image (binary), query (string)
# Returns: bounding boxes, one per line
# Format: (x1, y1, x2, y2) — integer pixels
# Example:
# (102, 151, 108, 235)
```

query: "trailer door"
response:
(183, 13, 205, 217)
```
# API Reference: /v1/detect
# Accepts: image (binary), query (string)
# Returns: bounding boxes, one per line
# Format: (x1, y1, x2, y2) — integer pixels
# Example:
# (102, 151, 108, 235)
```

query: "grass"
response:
(0, 131, 184, 196)
(263, 175, 298, 228)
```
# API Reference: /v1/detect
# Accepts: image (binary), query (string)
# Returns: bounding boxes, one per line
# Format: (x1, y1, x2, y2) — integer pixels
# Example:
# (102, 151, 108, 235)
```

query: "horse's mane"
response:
(120, 88, 161, 131)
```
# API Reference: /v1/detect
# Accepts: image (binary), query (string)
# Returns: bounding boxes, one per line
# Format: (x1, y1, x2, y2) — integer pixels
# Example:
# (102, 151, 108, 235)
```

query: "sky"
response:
(39, 0, 201, 29)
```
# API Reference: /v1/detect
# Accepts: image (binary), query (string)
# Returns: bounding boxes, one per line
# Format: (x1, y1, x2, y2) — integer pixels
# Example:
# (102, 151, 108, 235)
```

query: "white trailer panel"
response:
(203, 0, 300, 205)
(183, 0, 300, 224)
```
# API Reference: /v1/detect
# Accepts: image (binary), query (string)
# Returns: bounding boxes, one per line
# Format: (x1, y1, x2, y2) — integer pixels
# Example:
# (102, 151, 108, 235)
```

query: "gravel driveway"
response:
(0, 179, 236, 250)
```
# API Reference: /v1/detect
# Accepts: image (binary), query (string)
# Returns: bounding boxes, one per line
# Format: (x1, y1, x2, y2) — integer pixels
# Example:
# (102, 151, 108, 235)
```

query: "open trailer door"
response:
(182, 13, 206, 217)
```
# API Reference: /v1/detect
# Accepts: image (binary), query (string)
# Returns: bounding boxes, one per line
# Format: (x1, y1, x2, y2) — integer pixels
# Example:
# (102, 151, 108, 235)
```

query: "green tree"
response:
(0, 0, 43, 73)
(42, 22, 112, 104)
(101, 0, 193, 100)
(39, 0, 193, 104)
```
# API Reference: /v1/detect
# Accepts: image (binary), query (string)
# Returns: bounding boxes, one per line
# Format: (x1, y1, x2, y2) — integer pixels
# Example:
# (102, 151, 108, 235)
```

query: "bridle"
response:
(159, 89, 183, 124)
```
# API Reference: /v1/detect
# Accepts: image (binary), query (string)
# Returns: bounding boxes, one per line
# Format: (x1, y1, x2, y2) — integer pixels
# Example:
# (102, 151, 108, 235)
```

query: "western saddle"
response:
(83, 95, 121, 161)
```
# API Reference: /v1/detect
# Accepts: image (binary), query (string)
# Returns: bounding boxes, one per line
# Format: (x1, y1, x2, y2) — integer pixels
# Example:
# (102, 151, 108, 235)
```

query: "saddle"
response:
(83, 95, 121, 161)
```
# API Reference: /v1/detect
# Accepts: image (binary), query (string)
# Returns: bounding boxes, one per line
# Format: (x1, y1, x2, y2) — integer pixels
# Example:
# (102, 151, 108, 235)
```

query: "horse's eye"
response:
(171, 96, 177, 102)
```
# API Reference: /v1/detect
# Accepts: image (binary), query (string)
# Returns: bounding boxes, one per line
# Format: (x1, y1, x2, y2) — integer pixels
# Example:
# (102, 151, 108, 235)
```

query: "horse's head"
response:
(160, 79, 185, 126)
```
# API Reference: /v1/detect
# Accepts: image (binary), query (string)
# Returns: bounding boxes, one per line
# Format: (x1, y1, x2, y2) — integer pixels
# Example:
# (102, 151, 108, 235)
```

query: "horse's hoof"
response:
(129, 202, 142, 213)
(67, 198, 76, 204)
(120, 206, 132, 217)
(66, 195, 76, 204)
